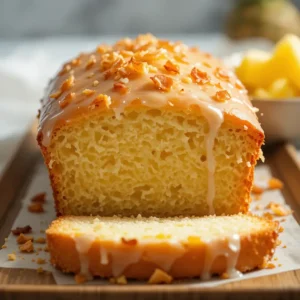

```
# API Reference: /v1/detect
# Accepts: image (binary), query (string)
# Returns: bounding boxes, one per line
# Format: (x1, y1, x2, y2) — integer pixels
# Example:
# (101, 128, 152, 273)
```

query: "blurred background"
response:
(1, 0, 300, 170)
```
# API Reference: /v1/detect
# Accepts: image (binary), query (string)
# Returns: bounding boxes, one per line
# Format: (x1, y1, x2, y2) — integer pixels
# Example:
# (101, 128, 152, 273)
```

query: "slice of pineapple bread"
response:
(38, 34, 264, 217)
(46, 214, 278, 280)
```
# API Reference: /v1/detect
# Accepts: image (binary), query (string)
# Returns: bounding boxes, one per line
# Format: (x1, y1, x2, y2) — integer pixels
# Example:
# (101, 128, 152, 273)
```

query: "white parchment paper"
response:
(0, 162, 300, 286)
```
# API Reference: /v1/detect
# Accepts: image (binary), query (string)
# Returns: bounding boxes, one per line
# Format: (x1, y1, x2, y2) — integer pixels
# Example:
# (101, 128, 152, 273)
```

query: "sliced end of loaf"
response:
(41, 108, 263, 217)
(46, 214, 278, 280)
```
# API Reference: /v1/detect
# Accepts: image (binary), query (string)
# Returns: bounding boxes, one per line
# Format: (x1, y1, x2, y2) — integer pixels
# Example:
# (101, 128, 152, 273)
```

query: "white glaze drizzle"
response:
(100, 247, 109, 265)
(201, 104, 224, 215)
(226, 234, 242, 278)
(201, 234, 242, 280)
(74, 235, 94, 279)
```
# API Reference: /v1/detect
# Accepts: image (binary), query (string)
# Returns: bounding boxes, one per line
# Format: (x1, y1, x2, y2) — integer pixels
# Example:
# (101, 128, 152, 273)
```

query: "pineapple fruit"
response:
(235, 34, 300, 99)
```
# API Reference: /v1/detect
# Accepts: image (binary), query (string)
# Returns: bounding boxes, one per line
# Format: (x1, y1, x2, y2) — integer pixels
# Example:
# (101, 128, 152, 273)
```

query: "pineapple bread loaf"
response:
(46, 214, 278, 280)
(38, 34, 264, 217)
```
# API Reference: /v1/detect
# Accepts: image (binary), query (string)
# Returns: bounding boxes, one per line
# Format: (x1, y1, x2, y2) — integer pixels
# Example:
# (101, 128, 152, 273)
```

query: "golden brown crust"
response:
(46, 215, 278, 279)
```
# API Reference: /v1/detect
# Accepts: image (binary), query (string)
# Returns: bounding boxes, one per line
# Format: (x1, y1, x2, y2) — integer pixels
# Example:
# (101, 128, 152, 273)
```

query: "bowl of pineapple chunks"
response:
(234, 34, 300, 142)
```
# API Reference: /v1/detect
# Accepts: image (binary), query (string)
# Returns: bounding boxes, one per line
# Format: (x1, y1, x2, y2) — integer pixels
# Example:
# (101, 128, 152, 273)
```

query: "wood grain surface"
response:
(0, 128, 299, 299)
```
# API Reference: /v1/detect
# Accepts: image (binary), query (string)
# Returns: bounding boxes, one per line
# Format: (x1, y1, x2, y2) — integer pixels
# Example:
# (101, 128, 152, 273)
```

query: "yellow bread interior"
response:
(44, 108, 262, 217)
(47, 214, 276, 242)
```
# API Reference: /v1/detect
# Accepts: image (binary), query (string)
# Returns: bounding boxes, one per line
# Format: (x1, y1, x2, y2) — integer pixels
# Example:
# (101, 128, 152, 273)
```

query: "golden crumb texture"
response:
(46, 214, 278, 280)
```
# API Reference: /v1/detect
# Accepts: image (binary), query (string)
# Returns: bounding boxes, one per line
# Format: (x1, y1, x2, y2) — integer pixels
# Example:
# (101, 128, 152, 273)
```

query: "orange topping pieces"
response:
(215, 67, 231, 81)
(190, 67, 210, 85)
(164, 60, 180, 74)
(31, 192, 46, 203)
(61, 75, 75, 93)
(59, 92, 75, 108)
(213, 90, 231, 102)
(266, 202, 292, 217)
(90, 94, 111, 109)
(113, 82, 129, 94)
(82, 89, 95, 96)
(85, 55, 96, 70)
(75, 274, 88, 284)
(58, 64, 71, 76)
(71, 58, 81, 67)
(19, 240, 34, 253)
(121, 237, 138, 246)
(150, 75, 173, 92)
(17, 234, 33, 244)
(148, 269, 173, 284)
(252, 185, 264, 195)
(28, 202, 44, 213)
(268, 178, 283, 190)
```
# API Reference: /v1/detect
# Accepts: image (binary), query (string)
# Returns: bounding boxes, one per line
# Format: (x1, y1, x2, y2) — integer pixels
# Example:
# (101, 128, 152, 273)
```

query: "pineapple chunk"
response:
(235, 50, 271, 89)
(271, 34, 300, 90)
(268, 78, 298, 99)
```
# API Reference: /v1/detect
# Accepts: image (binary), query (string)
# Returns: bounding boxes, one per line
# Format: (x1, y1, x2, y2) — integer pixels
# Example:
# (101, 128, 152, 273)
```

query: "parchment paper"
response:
(0, 162, 300, 286)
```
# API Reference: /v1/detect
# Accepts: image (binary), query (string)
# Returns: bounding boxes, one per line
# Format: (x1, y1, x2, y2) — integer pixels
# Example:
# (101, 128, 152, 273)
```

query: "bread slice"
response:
(46, 214, 278, 280)
(38, 34, 264, 217)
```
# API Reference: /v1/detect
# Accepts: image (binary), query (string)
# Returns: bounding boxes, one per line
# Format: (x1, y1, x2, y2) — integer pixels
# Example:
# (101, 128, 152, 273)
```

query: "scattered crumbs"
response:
(35, 237, 46, 244)
(268, 177, 283, 190)
(263, 212, 273, 220)
(280, 218, 286, 223)
(1, 244, 7, 249)
(276, 240, 282, 246)
(11, 225, 32, 235)
(116, 275, 127, 285)
(265, 263, 276, 269)
(17, 233, 34, 244)
(4, 238, 8, 242)
(28, 203, 44, 213)
(148, 268, 173, 284)
(37, 267, 44, 274)
(252, 185, 264, 195)
(40, 230, 45, 234)
(31, 192, 46, 203)
(254, 194, 262, 201)
(220, 272, 229, 279)
(19, 240, 34, 253)
(37, 247, 43, 251)
(254, 204, 263, 211)
(283, 245, 287, 248)
(75, 274, 88, 284)
(8, 253, 16, 261)
(273, 257, 278, 261)
(279, 226, 284, 233)
(32, 258, 36, 262)
(271, 203, 292, 217)
(278, 264, 282, 267)
(109, 277, 116, 284)
(109, 275, 127, 285)
(37, 258, 46, 265)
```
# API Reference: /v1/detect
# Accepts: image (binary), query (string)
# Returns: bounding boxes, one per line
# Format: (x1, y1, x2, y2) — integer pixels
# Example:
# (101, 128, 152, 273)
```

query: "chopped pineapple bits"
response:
(235, 34, 300, 99)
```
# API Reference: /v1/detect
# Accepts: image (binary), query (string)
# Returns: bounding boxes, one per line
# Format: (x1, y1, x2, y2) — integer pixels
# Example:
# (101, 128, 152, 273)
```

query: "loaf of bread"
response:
(46, 214, 278, 280)
(38, 34, 264, 217)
